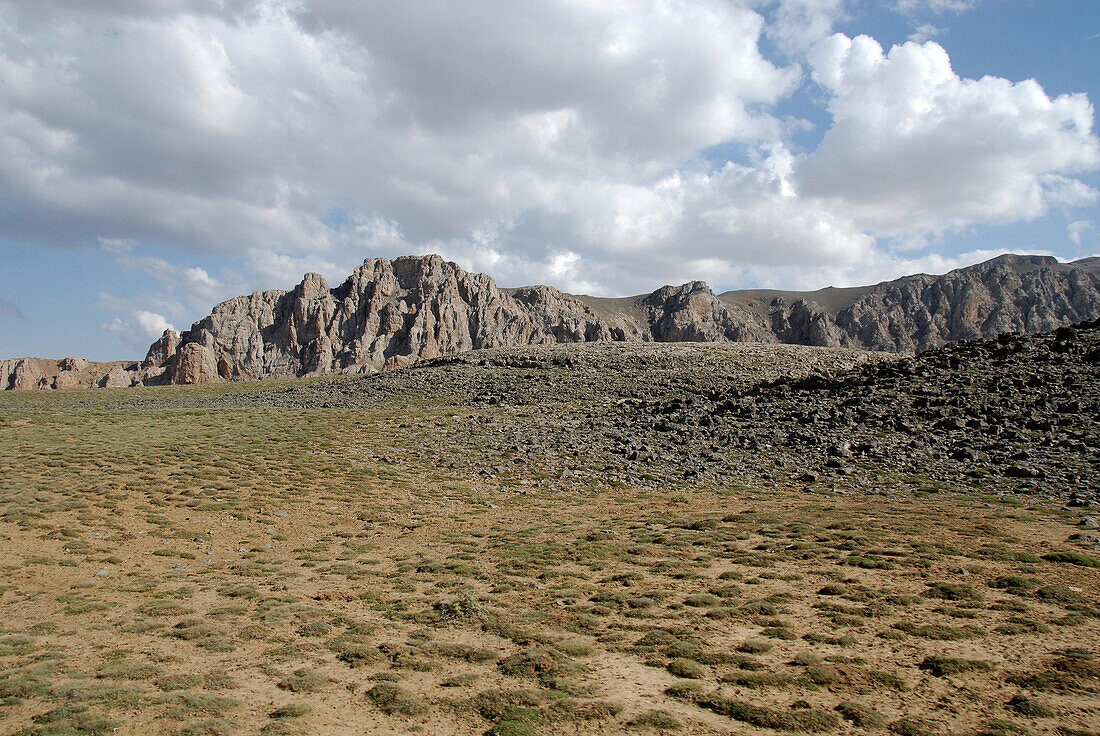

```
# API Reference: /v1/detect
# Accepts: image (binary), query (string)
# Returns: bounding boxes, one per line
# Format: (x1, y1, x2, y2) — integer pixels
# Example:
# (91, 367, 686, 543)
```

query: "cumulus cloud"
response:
(94, 249, 249, 342)
(246, 249, 349, 288)
(799, 34, 1100, 238)
(0, 1, 1097, 305)
(104, 310, 175, 352)
(102, 252, 243, 336)
(428, 148, 878, 294)
(0, 1, 795, 251)
(755, 0, 847, 56)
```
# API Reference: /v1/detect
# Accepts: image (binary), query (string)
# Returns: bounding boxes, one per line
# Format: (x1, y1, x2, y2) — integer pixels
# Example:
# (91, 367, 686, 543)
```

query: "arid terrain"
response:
(1, 324, 1098, 736)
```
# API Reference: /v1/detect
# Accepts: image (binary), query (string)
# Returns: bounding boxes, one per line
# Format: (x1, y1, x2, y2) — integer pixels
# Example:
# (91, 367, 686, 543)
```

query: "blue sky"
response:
(1, 0, 1098, 361)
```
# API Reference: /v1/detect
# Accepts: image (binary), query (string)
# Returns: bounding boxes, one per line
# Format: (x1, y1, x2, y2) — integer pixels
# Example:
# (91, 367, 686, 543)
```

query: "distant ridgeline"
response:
(4, 253, 1099, 390)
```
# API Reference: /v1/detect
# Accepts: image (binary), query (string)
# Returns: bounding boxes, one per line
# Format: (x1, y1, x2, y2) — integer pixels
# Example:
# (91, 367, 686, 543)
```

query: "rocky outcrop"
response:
(642, 281, 774, 343)
(833, 255, 1100, 352)
(4, 253, 1099, 389)
(0, 357, 138, 391)
(625, 316, 1100, 500)
(162, 257, 793, 385)
(1, 358, 44, 390)
(142, 330, 179, 371)
(509, 286, 638, 343)
(100, 365, 134, 389)
(769, 299, 844, 347)
(758, 255, 1100, 353)
(164, 256, 613, 382)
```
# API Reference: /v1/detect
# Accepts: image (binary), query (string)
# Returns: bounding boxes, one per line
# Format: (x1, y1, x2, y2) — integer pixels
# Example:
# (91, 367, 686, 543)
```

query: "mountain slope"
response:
(4, 253, 1099, 389)
(744, 255, 1100, 353)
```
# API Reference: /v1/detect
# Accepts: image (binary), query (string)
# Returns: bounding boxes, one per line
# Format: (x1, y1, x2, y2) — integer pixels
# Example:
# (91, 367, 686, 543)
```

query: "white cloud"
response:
(0, 1, 1096, 311)
(1069, 220, 1093, 246)
(427, 149, 878, 295)
(246, 249, 347, 288)
(104, 310, 175, 353)
(799, 34, 1100, 238)
(754, 0, 848, 56)
(113, 254, 235, 305)
(0, 0, 813, 294)
(907, 23, 941, 43)
(99, 252, 247, 341)
(97, 237, 136, 254)
(894, 0, 975, 14)
(545, 251, 604, 296)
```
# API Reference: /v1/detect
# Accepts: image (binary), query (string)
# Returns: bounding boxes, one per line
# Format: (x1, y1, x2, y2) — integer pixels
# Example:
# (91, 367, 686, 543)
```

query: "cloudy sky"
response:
(1, 0, 1098, 360)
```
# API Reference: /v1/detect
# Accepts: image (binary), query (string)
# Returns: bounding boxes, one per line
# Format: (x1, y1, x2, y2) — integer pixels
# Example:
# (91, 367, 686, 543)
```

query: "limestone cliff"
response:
(754, 255, 1100, 353)
(4, 253, 1099, 389)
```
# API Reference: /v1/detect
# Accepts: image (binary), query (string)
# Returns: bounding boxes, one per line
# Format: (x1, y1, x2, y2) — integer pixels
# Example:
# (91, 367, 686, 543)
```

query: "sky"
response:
(1, 0, 1098, 361)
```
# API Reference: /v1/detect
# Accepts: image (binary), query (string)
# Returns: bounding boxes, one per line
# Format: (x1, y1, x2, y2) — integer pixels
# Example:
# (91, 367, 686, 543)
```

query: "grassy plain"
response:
(0, 347, 1097, 736)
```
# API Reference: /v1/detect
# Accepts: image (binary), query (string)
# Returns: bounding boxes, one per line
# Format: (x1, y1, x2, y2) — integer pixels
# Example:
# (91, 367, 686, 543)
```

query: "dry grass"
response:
(1, 352, 1097, 735)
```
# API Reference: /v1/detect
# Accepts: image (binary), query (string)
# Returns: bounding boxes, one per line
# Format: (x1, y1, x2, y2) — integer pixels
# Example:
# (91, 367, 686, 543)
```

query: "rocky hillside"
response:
(4, 253, 1099, 389)
(626, 317, 1100, 505)
(0, 357, 138, 392)
(732, 254, 1100, 353)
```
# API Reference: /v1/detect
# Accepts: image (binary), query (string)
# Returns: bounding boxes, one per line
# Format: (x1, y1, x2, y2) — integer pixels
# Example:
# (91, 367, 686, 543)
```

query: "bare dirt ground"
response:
(0, 339, 1097, 736)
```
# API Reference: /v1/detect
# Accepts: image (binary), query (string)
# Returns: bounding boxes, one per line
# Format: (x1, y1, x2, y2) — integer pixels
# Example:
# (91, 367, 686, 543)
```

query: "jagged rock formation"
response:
(151, 256, 784, 387)
(742, 255, 1100, 353)
(0, 357, 139, 390)
(4, 253, 1099, 389)
(166, 257, 623, 384)
(642, 282, 774, 343)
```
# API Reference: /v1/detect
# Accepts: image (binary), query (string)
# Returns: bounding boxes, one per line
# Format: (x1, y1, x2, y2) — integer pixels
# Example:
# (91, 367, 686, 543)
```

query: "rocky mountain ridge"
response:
(4, 253, 1099, 389)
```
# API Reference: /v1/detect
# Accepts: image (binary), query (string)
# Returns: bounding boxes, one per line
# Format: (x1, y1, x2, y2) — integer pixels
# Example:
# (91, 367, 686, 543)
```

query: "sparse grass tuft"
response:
(629, 709, 682, 730)
(918, 656, 994, 678)
(365, 682, 428, 716)
(1041, 551, 1100, 568)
